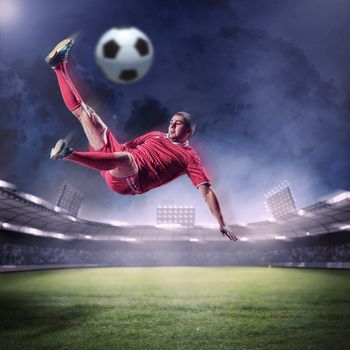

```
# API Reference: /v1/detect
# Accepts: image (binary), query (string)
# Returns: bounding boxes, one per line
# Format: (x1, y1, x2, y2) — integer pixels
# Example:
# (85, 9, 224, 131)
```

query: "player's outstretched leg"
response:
(72, 104, 108, 151)
(50, 139, 137, 177)
(46, 38, 107, 150)
(46, 38, 83, 111)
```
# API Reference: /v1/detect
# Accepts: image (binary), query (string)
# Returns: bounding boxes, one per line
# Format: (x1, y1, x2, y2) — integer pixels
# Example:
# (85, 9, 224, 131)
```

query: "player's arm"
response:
(198, 184, 238, 241)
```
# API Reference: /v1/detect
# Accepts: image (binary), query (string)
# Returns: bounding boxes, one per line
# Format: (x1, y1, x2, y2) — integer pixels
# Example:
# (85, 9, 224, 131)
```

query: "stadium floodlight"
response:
(1, 222, 11, 229)
(54, 206, 63, 213)
(155, 223, 182, 229)
(297, 209, 313, 218)
(240, 237, 249, 241)
(67, 215, 77, 222)
(56, 182, 84, 217)
(339, 225, 350, 231)
(0, 180, 16, 190)
(119, 237, 137, 242)
(108, 220, 129, 227)
(265, 182, 297, 219)
(189, 238, 199, 242)
(327, 192, 350, 204)
(1, 222, 72, 240)
(21, 193, 47, 206)
(22, 227, 67, 239)
(156, 205, 195, 227)
(52, 233, 65, 239)
(275, 235, 286, 240)
(2, 223, 25, 233)
(21, 227, 43, 236)
(1, 222, 21, 231)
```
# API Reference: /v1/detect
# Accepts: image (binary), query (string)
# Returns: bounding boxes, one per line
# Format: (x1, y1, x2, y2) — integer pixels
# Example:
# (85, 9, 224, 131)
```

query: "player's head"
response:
(168, 112, 196, 143)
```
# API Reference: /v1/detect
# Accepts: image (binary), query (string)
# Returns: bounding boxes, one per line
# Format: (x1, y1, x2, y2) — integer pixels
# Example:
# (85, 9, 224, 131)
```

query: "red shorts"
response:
(90, 129, 142, 195)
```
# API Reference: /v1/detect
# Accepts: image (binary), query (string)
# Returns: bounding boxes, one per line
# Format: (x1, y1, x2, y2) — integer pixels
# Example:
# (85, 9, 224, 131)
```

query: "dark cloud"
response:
(218, 26, 252, 39)
(186, 83, 201, 92)
(199, 0, 230, 7)
(0, 128, 27, 166)
(124, 96, 170, 138)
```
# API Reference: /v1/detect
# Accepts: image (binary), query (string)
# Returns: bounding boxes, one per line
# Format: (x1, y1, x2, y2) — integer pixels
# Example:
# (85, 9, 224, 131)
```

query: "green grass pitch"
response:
(0, 266, 349, 350)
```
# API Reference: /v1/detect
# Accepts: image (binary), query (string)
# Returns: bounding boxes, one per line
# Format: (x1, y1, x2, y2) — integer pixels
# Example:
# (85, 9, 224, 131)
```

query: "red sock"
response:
(54, 61, 83, 111)
(67, 151, 119, 171)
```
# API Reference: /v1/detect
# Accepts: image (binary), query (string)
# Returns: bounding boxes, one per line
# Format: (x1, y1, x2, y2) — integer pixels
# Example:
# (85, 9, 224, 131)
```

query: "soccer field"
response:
(0, 267, 349, 350)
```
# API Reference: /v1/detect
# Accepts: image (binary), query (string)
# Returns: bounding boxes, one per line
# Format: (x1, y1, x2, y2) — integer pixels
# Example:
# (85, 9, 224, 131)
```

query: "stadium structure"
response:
(1, 179, 349, 272)
(264, 181, 297, 219)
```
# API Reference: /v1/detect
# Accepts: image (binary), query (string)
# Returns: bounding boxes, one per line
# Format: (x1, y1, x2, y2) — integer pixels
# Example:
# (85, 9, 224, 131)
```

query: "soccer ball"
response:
(95, 27, 154, 84)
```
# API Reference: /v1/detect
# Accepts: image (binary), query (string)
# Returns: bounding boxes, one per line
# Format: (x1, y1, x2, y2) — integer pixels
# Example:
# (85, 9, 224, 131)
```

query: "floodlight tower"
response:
(56, 182, 83, 217)
(156, 206, 195, 227)
(264, 181, 297, 219)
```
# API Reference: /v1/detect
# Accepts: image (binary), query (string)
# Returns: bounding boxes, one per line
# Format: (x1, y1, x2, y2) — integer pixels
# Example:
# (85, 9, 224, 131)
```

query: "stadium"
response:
(1, 179, 349, 349)
(1, 1, 350, 349)
(1, 179, 350, 271)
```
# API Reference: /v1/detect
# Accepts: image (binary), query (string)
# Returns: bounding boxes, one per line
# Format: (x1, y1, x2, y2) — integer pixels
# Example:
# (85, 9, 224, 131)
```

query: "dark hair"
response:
(175, 111, 196, 136)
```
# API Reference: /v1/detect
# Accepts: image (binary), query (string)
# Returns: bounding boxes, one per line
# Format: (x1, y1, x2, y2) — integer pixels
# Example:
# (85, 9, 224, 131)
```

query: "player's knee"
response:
(110, 152, 137, 178)
(84, 105, 107, 128)
(85, 104, 96, 115)
(115, 152, 133, 166)
(72, 105, 84, 119)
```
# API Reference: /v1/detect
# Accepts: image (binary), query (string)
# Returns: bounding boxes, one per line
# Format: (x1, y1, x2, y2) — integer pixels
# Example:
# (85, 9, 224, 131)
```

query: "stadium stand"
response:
(1, 180, 350, 271)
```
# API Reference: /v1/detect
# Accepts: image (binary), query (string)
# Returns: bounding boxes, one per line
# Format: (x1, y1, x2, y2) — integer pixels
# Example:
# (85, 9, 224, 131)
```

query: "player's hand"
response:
(220, 225, 238, 241)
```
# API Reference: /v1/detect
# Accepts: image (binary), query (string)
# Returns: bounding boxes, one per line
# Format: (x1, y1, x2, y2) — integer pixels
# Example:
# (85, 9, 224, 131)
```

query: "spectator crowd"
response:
(1, 241, 349, 266)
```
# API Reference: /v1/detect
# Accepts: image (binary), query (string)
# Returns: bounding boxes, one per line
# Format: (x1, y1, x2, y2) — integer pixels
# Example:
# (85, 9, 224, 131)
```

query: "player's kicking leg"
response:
(46, 38, 106, 150)
(50, 138, 136, 178)
(46, 38, 138, 178)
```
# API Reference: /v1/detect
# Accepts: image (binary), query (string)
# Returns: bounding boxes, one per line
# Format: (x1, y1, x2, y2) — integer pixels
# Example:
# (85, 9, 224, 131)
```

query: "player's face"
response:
(168, 115, 191, 143)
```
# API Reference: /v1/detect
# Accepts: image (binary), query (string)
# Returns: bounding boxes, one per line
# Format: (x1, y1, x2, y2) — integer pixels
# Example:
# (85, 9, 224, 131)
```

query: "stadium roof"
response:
(0, 180, 350, 241)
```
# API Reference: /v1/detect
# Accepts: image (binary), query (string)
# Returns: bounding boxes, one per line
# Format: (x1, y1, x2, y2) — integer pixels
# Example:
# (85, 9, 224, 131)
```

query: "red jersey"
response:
(97, 130, 211, 195)
(125, 131, 211, 193)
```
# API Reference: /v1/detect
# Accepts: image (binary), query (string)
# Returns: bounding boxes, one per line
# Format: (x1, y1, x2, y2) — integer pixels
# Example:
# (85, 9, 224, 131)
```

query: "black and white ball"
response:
(95, 27, 154, 84)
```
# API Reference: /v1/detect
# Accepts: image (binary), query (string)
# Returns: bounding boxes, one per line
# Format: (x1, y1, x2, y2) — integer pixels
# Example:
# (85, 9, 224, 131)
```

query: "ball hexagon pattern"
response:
(95, 27, 154, 84)
(103, 40, 120, 59)
(135, 38, 149, 56)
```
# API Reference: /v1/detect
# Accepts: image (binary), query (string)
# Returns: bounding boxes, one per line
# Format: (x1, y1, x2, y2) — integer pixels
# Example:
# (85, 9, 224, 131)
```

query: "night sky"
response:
(0, 0, 349, 225)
